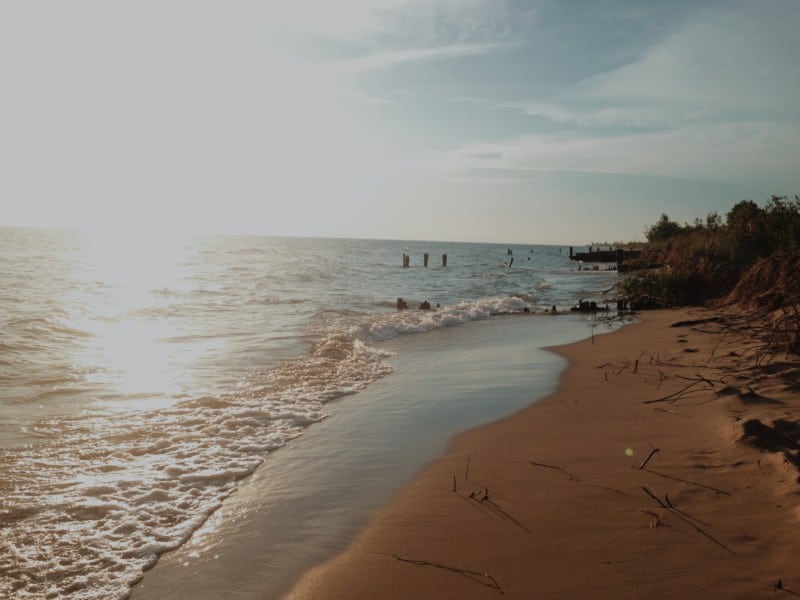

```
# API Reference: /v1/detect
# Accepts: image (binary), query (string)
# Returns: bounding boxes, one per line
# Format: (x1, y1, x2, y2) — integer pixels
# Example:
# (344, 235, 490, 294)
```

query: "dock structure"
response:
(401, 252, 448, 267)
(569, 245, 641, 267)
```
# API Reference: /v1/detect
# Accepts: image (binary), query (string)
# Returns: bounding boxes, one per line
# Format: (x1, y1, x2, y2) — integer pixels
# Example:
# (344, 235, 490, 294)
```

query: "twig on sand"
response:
(640, 487, 735, 555)
(676, 374, 725, 385)
(638, 448, 660, 470)
(656, 370, 667, 389)
(530, 461, 581, 481)
(394, 555, 504, 594)
(643, 469, 730, 496)
(465, 456, 471, 480)
(644, 378, 716, 404)
(467, 492, 531, 534)
(709, 332, 727, 361)
(641, 485, 668, 508)
(772, 579, 800, 597)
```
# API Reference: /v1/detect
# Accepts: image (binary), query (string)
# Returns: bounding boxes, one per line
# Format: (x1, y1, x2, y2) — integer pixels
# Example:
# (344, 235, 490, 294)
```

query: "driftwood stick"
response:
(638, 448, 660, 470)
(393, 555, 504, 594)
(530, 461, 581, 481)
(641, 486, 668, 508)
(674, 510, 735, 554)
(643, 469, 730, 496)
(675, 374, 725, 385)
(644, 379, 714, 404)
(465, 456, 471, 480)
(641, 487, 735, 554)
(468, 495, 531, 533)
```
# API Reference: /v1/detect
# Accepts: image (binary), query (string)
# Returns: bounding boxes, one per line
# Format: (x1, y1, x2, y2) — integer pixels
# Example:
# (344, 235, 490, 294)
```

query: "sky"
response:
(2, 0, 799, 244)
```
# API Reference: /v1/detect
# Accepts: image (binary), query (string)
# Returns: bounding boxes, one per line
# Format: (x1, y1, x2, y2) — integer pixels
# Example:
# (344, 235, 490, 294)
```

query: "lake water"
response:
(0, 228, 618, 598)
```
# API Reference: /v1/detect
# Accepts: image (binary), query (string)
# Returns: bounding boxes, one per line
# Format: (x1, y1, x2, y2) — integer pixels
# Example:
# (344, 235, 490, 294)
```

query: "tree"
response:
(646, 213, 682, 242)
(763, 195, 800, 249)
(725, 200, 762, 233)
(705, 211, 721, 230)
(725, 200, 768, 261)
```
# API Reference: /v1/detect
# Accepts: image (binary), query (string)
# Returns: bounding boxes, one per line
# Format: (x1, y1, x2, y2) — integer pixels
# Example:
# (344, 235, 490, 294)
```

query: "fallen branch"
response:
(468, 494, 531, 534)
(530, 461, 581, 481)
(656, 370, 667, 389)
(394, 555, 504, 594)
(644, 469, 730, 495)
(675, 374, 725, 385)
(641, 486, 667, 508)
(638, 448, 660, 470)
(640, 487, 735, 554)
(644, 378, 715, 404)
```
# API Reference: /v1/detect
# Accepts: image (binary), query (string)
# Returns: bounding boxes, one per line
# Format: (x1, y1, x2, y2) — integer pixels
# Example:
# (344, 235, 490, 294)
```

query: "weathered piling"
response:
(424, 253, 429, 267)
(442, 253, 447, 267)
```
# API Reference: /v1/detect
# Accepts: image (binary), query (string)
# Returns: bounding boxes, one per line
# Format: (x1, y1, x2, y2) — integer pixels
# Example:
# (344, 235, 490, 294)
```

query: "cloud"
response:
(444, 1, 797, 133)
(266, 0, 417, 40)
(448, 119, 800, 188)
(577, 3, 799, 113)
(441, 1, 800, 192)
(335, 42, 507, 73)
(294, 0, 523, 76)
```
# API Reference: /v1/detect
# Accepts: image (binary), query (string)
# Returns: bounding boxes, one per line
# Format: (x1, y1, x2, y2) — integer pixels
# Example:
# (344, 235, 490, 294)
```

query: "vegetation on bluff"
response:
(618, 195, 800, 309)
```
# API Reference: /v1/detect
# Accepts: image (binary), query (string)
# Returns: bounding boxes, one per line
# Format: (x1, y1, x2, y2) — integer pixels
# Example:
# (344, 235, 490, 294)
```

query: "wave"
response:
(0, 294, 543, 598)
(314, 295, 535, 344)
(0, 233, 623, 599)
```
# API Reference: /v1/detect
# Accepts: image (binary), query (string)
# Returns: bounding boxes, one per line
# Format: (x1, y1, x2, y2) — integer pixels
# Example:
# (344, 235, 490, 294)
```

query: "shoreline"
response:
(132, 315, 598, 599)
(286, 307, 800, 599)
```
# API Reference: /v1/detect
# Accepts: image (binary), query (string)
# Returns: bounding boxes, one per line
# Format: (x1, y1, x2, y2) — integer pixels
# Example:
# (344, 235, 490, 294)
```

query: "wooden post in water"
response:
(442, 253, 447, 267)
(424, 253, 429, 267)
(403, 253, 410, 268)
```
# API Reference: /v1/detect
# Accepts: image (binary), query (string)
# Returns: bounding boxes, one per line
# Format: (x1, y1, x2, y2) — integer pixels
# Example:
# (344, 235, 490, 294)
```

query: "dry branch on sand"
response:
(393, 555, 504, 594)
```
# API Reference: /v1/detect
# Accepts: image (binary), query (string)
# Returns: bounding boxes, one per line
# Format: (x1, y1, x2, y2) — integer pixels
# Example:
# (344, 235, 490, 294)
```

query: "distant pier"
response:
(569, 245, 641, 268)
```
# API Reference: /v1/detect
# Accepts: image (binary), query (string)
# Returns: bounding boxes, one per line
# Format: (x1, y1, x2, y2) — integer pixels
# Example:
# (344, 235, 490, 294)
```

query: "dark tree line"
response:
(645, 195, 800, 265)
(619, 195, 800, 308)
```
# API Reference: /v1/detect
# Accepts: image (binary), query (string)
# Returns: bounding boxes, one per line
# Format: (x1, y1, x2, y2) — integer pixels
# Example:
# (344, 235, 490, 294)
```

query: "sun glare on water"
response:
(70, 228, 212, 407)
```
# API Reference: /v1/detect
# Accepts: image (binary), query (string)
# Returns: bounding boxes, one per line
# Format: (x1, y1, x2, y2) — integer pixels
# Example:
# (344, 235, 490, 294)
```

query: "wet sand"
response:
(132, 315, 598, 599)
(287, 307, 800, 599)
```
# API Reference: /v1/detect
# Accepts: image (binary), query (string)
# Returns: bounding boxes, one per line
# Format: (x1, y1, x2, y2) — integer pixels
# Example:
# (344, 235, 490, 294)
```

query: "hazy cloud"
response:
(336, 42, 508, 73)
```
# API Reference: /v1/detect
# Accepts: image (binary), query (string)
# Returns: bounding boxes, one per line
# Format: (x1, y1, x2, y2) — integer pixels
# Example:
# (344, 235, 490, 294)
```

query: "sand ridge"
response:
(286, 307, 800, 599)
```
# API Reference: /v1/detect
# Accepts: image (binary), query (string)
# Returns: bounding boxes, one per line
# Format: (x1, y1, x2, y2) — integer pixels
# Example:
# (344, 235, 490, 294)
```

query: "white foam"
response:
(0, 294, 560, 598)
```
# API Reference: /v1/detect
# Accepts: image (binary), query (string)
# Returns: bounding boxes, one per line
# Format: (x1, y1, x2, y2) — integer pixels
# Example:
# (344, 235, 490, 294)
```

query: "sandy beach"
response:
(287, 307, 800, 599)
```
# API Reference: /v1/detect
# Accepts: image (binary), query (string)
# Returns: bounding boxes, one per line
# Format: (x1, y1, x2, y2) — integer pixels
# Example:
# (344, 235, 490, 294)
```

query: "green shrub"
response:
(619, 195, 800, 307)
